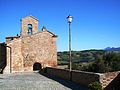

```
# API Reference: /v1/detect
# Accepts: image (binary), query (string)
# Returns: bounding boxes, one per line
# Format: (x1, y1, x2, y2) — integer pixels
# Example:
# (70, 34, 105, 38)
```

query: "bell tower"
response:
(21, 15, 38, 36)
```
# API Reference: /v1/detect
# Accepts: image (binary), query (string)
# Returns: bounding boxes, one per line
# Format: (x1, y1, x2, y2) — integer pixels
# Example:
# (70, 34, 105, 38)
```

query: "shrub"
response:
(88, 81, 102, 90)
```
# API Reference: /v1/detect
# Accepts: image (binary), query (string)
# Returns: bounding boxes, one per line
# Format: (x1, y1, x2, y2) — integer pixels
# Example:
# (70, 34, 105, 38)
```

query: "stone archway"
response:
(33, 62, 42, 71)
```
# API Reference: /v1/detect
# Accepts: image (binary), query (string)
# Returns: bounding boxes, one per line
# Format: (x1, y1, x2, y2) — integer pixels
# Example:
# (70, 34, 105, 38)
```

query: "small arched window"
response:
(28, 24, 32, 35)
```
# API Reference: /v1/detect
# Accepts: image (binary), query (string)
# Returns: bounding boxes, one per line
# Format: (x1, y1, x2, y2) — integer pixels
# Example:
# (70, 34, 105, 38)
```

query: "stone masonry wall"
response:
(21, 16, 38, 36)
(21, 30, 57, 71)
(4, 29, 57, 73)
(100, 72, 119, 89)
(3, 15, 57, 73)
(4, 39, 23, 73)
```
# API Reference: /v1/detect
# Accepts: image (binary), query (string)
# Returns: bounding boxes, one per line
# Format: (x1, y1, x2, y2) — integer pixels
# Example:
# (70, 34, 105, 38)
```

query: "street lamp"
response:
(67, 15, 73, 71)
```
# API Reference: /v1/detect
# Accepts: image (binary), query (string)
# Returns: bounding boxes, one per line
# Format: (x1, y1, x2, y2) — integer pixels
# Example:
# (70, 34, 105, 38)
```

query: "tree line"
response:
(58, 50, 120, 73)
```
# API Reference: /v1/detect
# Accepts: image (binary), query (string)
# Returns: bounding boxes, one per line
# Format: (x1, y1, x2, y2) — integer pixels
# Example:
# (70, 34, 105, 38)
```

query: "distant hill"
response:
(57, 50, 105, 65)
(58, 48, 120, 65)
(57, 47, 120, 64)
(104, 47, 120, 51)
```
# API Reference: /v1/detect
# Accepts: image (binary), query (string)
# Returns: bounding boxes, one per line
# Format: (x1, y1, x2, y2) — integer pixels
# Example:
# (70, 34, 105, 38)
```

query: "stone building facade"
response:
(1, 16, 57, 74)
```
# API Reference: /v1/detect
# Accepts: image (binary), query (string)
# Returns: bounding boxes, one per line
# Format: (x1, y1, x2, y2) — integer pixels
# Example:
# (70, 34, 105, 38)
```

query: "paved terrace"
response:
(0, 72, 88, 90)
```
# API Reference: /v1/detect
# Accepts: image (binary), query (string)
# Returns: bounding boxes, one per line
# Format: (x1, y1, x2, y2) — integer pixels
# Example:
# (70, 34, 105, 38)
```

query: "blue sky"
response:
(0, 0, 120, 51)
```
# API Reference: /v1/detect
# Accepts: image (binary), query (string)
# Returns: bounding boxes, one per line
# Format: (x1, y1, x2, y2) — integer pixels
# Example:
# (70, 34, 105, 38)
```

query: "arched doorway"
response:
(33, 62, 42, 71)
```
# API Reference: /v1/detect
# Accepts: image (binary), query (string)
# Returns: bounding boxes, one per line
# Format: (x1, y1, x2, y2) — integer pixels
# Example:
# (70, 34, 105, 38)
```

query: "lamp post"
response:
(67, 15, 73, 71)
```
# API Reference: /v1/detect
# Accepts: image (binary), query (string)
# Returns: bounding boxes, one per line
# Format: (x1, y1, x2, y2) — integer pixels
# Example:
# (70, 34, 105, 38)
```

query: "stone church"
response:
(0, 15, 57, 74)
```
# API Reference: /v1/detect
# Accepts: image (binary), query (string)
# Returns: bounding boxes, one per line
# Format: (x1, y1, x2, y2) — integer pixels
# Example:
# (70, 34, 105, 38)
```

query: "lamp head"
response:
(67, 15, 73, 23)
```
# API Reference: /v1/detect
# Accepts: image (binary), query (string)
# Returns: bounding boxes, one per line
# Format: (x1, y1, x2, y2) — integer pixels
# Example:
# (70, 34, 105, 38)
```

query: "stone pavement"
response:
(0, 72, 89, 90)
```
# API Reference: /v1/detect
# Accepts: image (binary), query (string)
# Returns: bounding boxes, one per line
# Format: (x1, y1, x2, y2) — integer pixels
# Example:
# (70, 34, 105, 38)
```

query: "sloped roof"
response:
(22, 15, 38, 21)
(46, 30, 57, 37)
(42, 26, 57, 37)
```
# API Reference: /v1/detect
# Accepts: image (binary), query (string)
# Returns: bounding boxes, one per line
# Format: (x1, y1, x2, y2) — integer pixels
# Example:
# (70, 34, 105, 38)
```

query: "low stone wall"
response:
(45, 67, 100, 87)
(45, 67, 120, 89)
(45, 67, 70, 80)
(71, 70, 100, 86)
